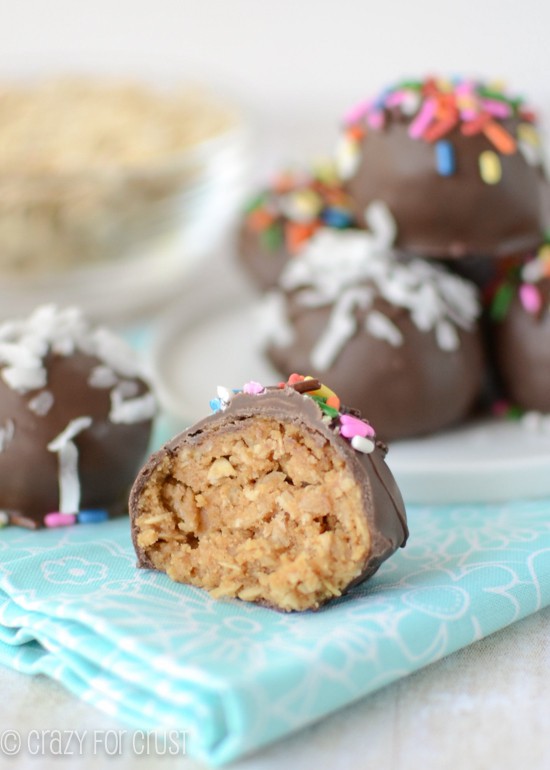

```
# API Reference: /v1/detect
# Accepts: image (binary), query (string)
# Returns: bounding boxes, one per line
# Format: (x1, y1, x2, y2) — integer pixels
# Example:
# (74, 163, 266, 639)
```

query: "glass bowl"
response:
(0, 78, 251, 321)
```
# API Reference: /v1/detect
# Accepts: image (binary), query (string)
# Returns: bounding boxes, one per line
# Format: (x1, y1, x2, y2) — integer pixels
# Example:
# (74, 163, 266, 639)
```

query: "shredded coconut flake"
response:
(28, 390, 55, 416)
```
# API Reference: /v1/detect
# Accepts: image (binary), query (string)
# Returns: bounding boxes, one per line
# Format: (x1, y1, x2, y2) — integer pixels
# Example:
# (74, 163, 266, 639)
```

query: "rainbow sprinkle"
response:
(243, 166, 356, 256)
(210, 374, 378, 455)
(491, 240, 550, 321)
(340, 76, 541, 183)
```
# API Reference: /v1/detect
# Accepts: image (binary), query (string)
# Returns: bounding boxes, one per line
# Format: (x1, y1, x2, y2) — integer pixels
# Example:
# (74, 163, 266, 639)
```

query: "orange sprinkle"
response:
(346, 124, 366, 142)
(482, 120, 517, 155)
(423, 116, 458, 142)
(285, 222, 317, 254)
(288, 373, 304, 384)
(272, 172, 296, 194)
(246, 209, 276, 232)
(461, 113, 491, 136)
(326, 395, 341, 410)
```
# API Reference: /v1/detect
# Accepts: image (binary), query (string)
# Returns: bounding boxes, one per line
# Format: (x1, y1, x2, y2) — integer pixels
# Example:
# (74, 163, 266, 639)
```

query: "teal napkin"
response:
(1, 500, 550, 764)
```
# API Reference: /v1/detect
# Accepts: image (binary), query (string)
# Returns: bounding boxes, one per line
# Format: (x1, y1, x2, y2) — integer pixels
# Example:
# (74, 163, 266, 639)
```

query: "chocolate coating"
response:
(238, 221, 290, 291)
(130, 385, 408, 606)
(344, 118, 546, 258)
(0, 351, 153, 524)
(267, 295, 484, 441)
(492, 278, 550, 411)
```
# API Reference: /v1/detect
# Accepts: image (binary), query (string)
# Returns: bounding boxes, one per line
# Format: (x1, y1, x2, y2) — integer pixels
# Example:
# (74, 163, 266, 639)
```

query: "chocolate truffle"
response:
(337, 77, 547, 258)
(130, 376, 408, 612)
(239, 166, 356, 290)
(260, 220, 484, 441)
(0, 305, 156, 529)
(491, 244, 550, 412)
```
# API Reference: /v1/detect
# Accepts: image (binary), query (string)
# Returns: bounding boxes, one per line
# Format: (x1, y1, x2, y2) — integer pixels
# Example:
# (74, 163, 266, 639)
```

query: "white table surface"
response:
(2, 605, 549, 769)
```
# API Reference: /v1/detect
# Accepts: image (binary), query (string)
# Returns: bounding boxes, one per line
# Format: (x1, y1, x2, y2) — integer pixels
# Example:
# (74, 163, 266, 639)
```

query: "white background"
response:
(2, 0, 550, 173)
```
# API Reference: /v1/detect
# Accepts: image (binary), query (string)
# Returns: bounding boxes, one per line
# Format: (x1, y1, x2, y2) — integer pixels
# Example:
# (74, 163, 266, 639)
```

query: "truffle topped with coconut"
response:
(0, 305, 156, 529)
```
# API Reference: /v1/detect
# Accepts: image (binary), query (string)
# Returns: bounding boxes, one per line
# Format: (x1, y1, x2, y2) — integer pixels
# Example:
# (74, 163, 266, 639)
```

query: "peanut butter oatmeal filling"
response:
(135, 417, 371, 612)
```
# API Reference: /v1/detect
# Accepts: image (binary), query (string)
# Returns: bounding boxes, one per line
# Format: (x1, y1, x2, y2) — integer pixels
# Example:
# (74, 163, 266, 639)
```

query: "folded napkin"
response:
(1, 499, 550, 765)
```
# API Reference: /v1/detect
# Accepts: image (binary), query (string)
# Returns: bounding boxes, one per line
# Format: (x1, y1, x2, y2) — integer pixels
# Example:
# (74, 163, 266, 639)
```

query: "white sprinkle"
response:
(0, 511, 8, 526)
(351, 435, 375, 453)
(365, 311, 403, 347)
(28, 390, 55, 416)
(0, 419, 15, 452)
(335, 135, 360, 180)
(88, 365, 118, 389)
(217, 386, 233, 405)
(518, 139, 541, 167)
(521, 411, 550, 435)
(522, 261, 544, 283)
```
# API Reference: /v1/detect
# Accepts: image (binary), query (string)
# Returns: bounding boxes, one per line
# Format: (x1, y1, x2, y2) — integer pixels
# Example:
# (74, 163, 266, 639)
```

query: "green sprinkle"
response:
(490, 282, 515, 321)
(244, 192, 268, 214)
(310, 396, 339, 418)
(260, 223, 284, 252)
(506, 405, 524, 421)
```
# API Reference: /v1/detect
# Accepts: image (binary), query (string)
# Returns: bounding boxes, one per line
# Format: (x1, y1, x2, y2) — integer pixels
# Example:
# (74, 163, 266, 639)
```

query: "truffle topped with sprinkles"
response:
(337, 76, 547, 258)
(0, 304, 156, 529)
(491, 241, 550, 413)
(238, 163, 356, 290)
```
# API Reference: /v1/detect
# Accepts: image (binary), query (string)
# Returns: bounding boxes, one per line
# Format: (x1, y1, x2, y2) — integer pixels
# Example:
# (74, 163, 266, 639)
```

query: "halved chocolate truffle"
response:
(130, 377, 407, 612)
(337, 77, 547, 258)
(260, 223, 484, 441)
(0, 305, 156, 529)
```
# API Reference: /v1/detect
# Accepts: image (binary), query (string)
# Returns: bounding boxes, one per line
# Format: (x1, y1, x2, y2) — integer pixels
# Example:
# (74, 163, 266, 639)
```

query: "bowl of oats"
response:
(0, 77, 249, 319)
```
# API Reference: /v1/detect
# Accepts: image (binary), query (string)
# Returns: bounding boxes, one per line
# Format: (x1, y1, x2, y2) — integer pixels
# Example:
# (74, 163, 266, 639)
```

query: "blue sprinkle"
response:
(78, 509, 109, 524)
(435, 140, 455, 176)
(210, 398, 222, 412)
(322, 209, 353, 228)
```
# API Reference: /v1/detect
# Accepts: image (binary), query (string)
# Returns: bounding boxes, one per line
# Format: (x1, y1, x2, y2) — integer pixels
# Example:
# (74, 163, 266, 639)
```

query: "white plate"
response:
(151, 272, 550, 505)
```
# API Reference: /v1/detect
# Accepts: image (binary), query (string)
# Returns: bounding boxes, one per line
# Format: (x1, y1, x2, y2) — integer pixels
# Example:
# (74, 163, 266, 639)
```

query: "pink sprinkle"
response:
(460, 109, 479, 121)
(455, 81, 474, 96)
(385, 90, 407, 108)
(243, 381, 265, 395)
(519, 283, 542, 315)
(408, 97, 436, 139)
(492, 399, 510, 417)
(44, 512, 77, 528)
(343, 99, 372, 126)
(339, 414, 375, 439)
(368, 110, 385, 130)
(482, 99, 512, 119)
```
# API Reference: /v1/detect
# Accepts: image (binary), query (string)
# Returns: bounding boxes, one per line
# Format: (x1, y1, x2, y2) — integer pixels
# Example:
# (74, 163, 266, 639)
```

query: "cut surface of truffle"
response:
(135, 417, 370, 611)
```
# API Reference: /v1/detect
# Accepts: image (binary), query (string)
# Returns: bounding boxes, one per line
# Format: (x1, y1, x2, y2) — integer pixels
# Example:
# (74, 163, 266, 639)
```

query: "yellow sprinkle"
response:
(517, 122, 540, 147)
(539, 244, 550, 261)
(488, 79, 506, 92)
(313, 158, 339, 185)
(479, 151, 502, 184)
(436, 78, 453, 93)
(308, 381, 338, 401)
(292, 189, 322, 216)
